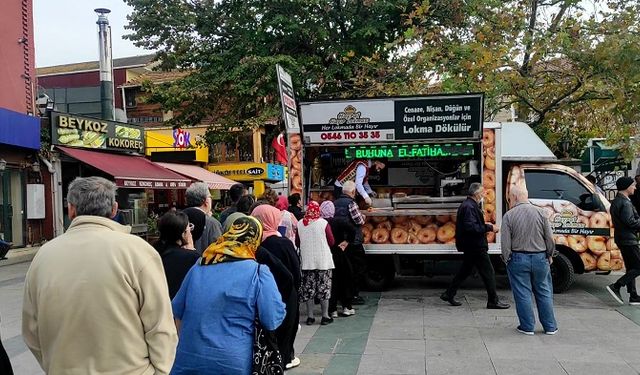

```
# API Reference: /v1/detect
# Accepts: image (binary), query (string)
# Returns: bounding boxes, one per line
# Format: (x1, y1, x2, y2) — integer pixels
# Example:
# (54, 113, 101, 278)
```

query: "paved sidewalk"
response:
(290, 275, 640, 375)
(3, 261, 640, 374)
(0, 246, 39, 267)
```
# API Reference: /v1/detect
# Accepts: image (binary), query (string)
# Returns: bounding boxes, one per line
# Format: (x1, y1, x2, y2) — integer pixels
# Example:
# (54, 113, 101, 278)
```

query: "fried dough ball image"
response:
(390, 228, 409, 244)
(567, 235, 588, 253)
(362, 226, 372, 244)
(482, 129, 495, 148)
(610, 258, 624, 271)
(418, 227, 436, 244)
(587, 236, 607, 256)
(589, 212, 609, 228)
(580, 252, 597, 271)
(372, 228, 389, 244)
(596, 252, 611, 271)
(437, 222, 456, 243)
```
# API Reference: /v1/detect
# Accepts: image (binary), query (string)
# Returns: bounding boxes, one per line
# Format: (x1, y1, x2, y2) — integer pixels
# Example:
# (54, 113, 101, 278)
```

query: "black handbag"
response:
(252, 266, 284, 375)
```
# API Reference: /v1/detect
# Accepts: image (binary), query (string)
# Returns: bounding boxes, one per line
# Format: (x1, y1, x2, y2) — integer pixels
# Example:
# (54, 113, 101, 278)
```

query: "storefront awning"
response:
(58, 146, 192, 189)
(156, 162, 238, 190)
(0, 108, 41, 150)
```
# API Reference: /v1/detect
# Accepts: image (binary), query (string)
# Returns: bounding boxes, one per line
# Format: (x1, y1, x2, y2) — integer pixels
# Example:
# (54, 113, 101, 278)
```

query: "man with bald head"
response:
(501, 185, 557, 335)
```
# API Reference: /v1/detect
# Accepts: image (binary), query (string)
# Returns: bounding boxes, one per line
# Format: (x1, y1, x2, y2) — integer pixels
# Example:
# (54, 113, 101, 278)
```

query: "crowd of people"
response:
(12, 172, 640, 374)
(16, 177, 366, 375)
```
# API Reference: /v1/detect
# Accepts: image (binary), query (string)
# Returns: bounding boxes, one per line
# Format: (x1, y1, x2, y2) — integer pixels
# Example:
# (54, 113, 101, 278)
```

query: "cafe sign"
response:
(51, 111, 145, 153)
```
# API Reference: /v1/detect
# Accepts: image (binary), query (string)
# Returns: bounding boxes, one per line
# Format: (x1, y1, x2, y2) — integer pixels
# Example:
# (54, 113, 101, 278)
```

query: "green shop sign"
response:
(50, 111, 144, 153)
(345, 143, 475, 160)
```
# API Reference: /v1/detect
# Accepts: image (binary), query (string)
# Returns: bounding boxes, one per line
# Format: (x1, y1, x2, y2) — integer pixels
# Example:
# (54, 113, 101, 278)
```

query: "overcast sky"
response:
(34, 0, 152, 67)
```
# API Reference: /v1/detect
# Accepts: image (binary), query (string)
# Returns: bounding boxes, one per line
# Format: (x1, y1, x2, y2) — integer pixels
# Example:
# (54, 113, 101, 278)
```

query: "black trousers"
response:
(346, 244, 367, 295)
(446, 250, 498, 302)
(0, 328, 13, 375)
(276, 290, 299, 363)
(329, 246, 354, 312)
(615, 244, 640, 295)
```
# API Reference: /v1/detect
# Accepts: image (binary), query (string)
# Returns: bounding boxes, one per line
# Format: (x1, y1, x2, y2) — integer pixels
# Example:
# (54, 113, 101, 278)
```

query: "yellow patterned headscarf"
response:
(201, 216, 263, 265)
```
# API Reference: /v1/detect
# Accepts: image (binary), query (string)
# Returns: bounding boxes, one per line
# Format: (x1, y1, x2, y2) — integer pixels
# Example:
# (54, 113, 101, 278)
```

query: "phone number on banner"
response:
(307, 129, 394, 143)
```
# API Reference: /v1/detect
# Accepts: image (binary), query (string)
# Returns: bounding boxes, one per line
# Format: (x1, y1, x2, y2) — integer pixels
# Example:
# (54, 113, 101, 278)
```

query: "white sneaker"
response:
(331, 311, 338, 318)
(341, 307, 355, 316)
(285, 356, 300, 370)
(516, 327, 534, 335)
(545, 329, 558, 335)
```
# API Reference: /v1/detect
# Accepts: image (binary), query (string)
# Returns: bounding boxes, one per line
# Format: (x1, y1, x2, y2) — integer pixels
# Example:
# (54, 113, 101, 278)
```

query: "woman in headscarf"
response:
(296, 201, 335, 325)
(321, 200, 357, 318)
(276, 194, 298, 246)
(224, 213, 294, 322)
(153, 211, 200, 299)
(251, 204, 302, 370)
(171, 216, 286, 375)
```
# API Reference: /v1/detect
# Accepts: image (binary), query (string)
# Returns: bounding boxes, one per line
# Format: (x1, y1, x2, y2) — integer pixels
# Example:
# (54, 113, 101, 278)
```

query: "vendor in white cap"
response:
(334, 159, 385, 205)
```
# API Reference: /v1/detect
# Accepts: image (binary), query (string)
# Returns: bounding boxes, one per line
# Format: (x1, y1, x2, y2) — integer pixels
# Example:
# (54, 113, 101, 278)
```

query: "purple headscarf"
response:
(320, 200, 335, 219)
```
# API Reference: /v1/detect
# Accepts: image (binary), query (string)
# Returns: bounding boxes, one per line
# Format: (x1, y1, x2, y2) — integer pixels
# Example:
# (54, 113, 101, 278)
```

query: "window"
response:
(524, 170, 604, 211)
(125, 89, 137, 108)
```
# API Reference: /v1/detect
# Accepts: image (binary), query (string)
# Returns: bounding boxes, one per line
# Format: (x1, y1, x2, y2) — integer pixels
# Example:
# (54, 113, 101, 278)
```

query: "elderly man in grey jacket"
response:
(185, 182, 223, 254)
(607, 176, 640, 305)
(501, 185, 557, 335)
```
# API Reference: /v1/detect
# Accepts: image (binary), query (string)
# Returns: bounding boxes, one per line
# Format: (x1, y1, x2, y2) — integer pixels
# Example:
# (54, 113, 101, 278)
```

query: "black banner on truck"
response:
(300, 94, 483, 144)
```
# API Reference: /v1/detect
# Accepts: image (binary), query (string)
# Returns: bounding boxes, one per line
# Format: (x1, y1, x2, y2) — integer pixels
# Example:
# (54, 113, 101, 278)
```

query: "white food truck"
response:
(293, 94, 616, 292)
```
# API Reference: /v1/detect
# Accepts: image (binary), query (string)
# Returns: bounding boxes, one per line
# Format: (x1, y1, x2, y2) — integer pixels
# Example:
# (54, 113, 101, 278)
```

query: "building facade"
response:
(0, 0, 44, 247)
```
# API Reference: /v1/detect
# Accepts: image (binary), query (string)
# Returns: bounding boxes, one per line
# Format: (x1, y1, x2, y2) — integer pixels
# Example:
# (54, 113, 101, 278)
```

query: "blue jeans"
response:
(507, 252, 557, 332)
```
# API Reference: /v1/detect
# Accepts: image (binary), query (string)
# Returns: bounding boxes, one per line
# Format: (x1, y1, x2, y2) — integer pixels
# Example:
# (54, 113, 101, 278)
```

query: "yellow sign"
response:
(208, 163, 272, 181)
(145, 130, 208, 163)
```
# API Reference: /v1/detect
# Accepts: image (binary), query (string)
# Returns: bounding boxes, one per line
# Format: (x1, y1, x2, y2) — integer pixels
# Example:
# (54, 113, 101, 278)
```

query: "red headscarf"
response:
(276, 195, 289, 211)
(303, 201, 321, 226)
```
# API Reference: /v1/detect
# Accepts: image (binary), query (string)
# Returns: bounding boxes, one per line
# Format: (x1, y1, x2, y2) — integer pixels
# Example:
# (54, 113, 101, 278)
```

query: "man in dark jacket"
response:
(334, 181, 367, 305)
(607, 176, 640, 305)
(441, 182, 510, 309)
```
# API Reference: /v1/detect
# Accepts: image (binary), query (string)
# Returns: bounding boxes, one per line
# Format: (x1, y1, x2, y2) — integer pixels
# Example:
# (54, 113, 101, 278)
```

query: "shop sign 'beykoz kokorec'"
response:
(50, 111, 145, 153)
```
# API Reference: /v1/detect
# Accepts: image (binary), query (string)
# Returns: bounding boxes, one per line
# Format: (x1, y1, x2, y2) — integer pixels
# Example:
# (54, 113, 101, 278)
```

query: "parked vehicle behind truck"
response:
(296, 94, 617, 292)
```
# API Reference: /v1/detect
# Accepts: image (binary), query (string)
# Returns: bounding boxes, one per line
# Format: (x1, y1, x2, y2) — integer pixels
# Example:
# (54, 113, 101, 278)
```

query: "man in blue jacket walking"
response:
(441, 182, 510, 309)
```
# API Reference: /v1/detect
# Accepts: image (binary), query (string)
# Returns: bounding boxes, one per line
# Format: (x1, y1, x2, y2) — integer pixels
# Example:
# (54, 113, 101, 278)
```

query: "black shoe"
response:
(440, 292, 462, 306)
(305, 317, 316, 325)
(352, 296, 365, 305)
(606, 283, 624, 305)
(320, 317, 334, 325)
(487, 300, 510, 309)
(630, 295, 640, 306)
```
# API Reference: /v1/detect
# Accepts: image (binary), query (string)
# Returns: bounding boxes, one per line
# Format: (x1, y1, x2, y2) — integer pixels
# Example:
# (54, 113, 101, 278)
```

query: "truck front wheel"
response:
(551, 253, 575, 293)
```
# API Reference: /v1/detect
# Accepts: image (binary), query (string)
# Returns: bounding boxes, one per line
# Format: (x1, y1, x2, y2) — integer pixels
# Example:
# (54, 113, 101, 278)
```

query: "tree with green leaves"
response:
(404, 0, 640, 157)
(124, 0, 463, 145)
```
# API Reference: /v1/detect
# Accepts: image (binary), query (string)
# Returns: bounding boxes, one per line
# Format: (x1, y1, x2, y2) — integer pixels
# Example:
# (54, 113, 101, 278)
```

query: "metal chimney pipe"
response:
(95, 8, 114, 120)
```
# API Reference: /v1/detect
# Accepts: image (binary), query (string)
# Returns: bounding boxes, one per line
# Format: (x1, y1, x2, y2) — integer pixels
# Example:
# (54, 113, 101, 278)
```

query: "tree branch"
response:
(520, 0, 538, 77)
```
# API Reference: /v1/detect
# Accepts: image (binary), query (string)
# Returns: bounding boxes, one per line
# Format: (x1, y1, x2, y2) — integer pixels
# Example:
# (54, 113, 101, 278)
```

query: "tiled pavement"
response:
(3, 259, 640, 374)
